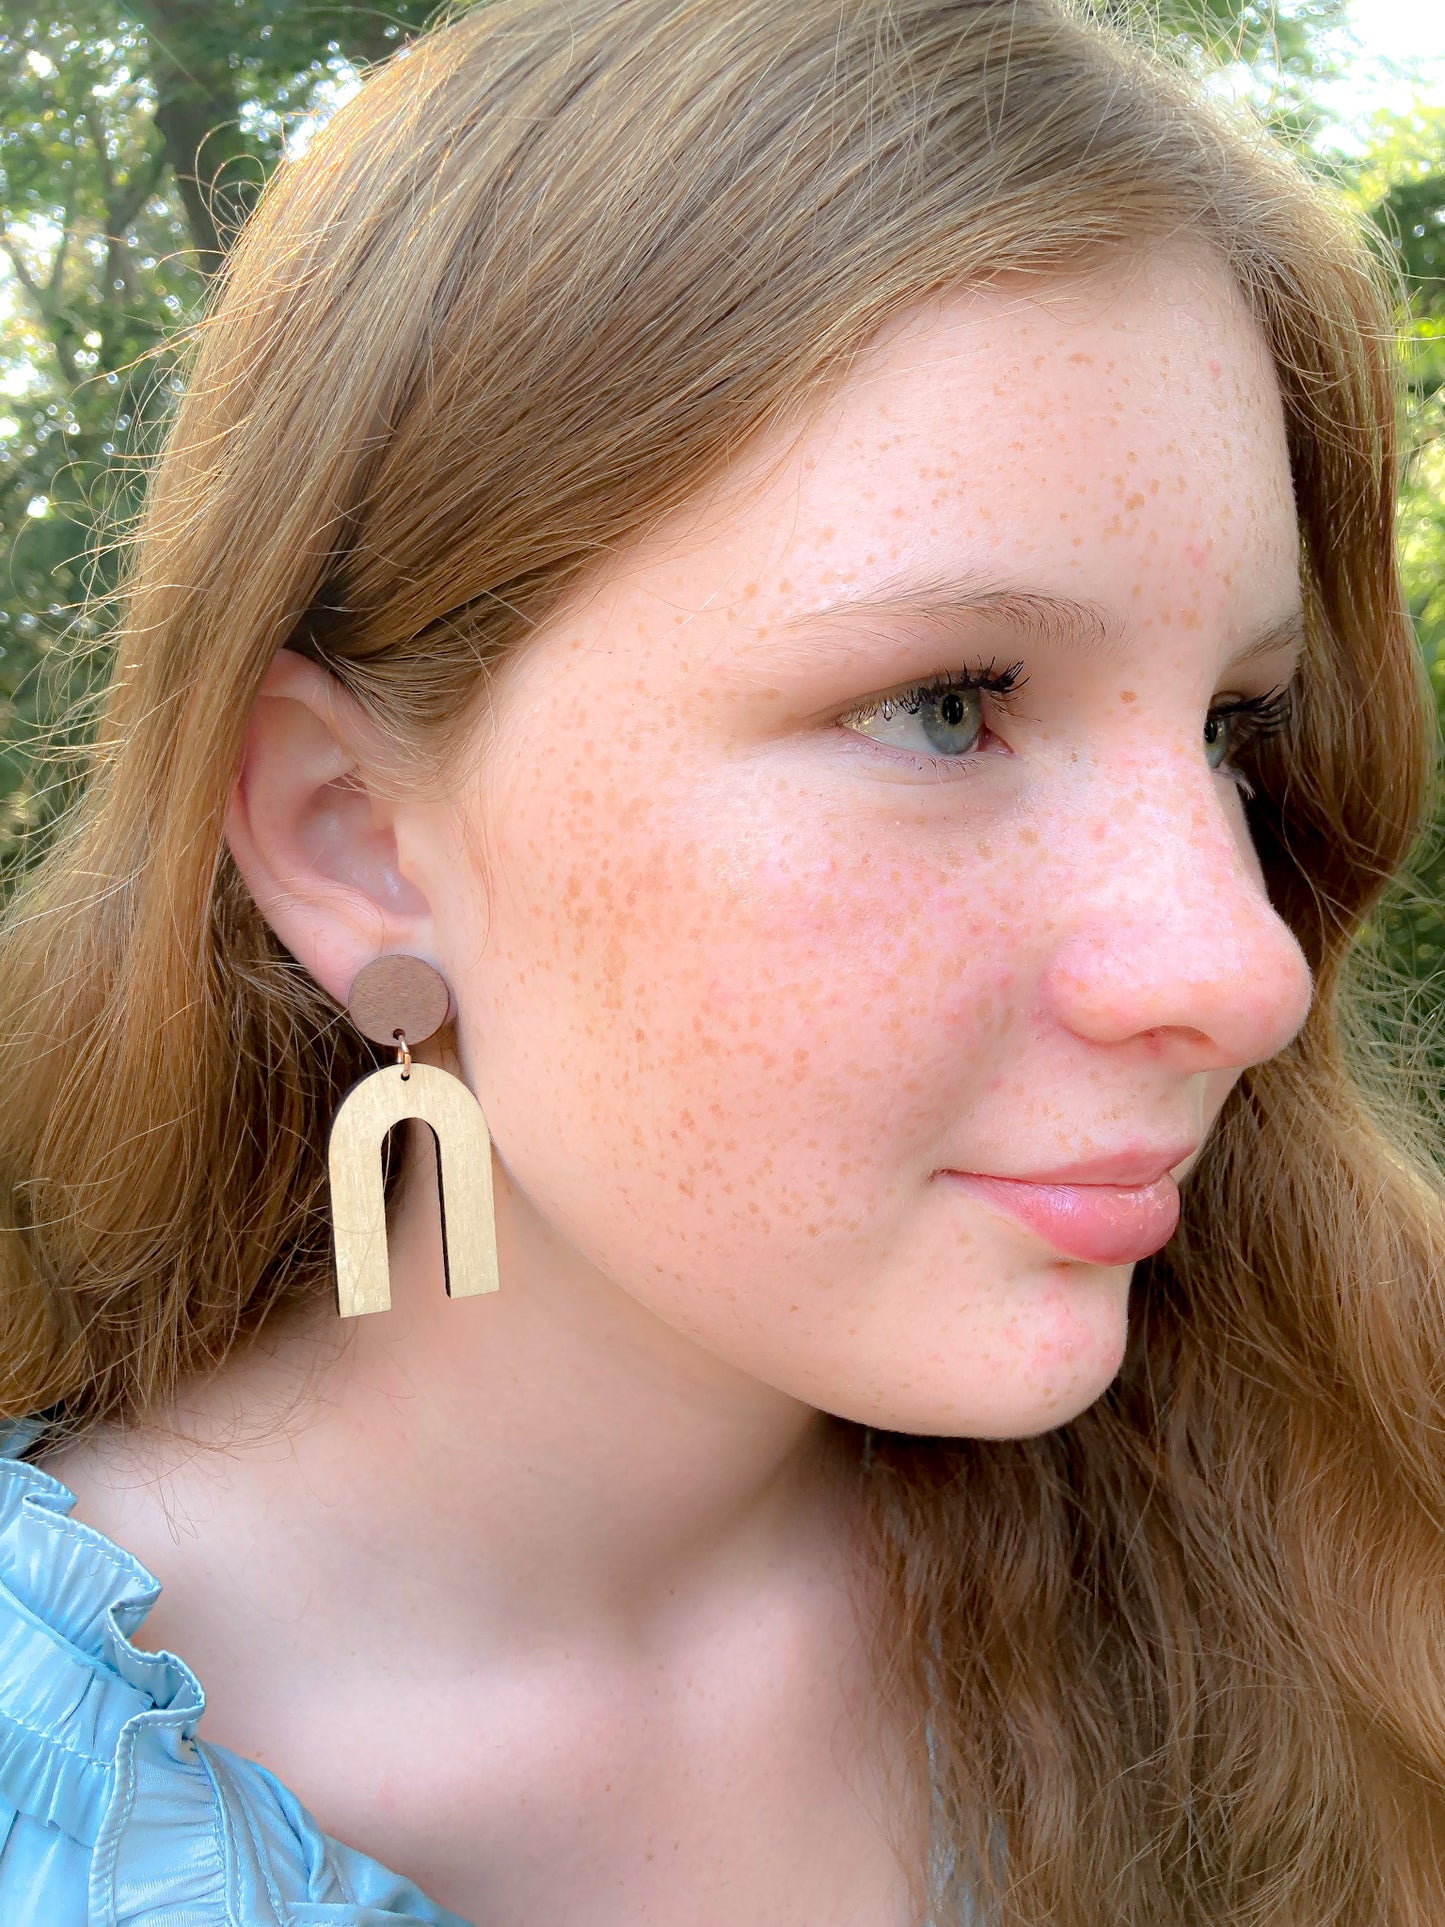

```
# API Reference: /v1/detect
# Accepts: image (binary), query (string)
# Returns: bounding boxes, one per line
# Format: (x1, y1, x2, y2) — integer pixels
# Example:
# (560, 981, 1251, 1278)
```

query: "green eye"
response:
(919, 685, 983, 755)
(1203, 711, 1231, 771)
(846, 682, 985, 757)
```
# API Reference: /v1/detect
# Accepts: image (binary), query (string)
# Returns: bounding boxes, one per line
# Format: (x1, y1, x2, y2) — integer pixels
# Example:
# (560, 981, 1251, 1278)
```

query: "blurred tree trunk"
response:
(127, 0, 257, 274)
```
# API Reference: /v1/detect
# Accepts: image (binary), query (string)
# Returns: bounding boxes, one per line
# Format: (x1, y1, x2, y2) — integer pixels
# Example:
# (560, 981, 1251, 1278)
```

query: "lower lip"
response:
(941, 1171, 1181, 1265)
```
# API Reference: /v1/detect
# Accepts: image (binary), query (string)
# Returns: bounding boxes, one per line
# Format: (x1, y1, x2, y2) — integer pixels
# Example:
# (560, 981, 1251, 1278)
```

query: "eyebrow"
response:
(778, 576, 1307, 675)
(1222, 607, 1309, 672)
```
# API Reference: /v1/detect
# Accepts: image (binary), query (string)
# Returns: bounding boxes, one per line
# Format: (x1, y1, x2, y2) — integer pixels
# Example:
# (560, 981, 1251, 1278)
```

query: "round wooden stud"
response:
(346, 954, 451, 1046)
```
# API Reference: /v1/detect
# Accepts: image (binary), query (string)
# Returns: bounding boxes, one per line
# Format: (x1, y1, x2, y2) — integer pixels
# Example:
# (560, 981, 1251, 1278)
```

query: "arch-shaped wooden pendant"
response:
(328, 1061, 499, 1318)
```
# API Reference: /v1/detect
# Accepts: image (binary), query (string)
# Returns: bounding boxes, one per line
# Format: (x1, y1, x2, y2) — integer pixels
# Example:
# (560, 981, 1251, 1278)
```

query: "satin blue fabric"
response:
(0, 1433, 473, 1927)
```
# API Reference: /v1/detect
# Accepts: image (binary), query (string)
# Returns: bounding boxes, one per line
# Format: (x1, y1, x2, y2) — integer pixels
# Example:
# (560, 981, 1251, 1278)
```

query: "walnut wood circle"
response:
(346, 954, 451, 1046)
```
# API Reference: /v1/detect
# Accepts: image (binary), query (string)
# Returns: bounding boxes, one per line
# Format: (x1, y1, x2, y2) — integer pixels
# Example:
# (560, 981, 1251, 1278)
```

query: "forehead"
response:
(627, 244, 1298, 638)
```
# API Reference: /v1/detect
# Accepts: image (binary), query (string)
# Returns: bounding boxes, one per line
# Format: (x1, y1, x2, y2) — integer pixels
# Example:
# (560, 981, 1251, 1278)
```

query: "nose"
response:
(1035, 765, 1313, 1072)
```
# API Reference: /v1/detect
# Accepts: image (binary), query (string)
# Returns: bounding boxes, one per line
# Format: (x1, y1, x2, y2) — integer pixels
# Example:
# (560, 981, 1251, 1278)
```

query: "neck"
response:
(96, 1118, 846, 1645)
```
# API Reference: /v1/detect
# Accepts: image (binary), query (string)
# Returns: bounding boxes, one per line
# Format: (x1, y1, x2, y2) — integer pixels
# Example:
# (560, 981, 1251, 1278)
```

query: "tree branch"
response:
(83, 102, 117, 201)
(1, 233, 43, 305)
(45, 184, 76, 302)
(125, 0, 258, 275)
(3, 229, 81, 387)
(112, 145, 168, 236)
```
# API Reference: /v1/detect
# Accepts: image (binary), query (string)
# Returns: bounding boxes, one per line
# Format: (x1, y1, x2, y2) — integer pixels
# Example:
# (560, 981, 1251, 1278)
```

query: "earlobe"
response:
(224, 650, 436, 1007)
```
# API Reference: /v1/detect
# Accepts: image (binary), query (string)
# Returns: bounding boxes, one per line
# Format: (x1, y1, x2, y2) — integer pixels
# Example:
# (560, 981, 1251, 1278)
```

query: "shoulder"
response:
(0, 1447, 471, 1926)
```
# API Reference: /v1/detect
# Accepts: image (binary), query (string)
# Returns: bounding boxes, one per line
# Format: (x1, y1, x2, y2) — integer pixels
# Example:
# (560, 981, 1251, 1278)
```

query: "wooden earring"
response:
(328, 954, 499, 1318)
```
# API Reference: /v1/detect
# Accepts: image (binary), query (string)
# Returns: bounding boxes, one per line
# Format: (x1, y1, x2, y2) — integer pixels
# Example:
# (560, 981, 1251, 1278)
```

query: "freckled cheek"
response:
(531, 808, 1028, 1133)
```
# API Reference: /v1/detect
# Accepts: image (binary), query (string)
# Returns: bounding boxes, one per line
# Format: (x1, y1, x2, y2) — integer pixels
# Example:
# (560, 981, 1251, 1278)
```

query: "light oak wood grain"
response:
(328, 1062, 499, 1317)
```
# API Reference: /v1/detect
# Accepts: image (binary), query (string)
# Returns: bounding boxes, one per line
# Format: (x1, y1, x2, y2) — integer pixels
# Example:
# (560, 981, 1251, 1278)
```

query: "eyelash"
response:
(843, 664, 1295, 782)
(1208, 685, 1292, 739)
(872, 658, 1029, 724)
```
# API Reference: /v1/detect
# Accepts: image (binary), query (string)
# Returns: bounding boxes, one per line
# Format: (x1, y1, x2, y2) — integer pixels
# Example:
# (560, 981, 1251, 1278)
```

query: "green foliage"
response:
(1151, 0, 1342, 76)
(0, 0, 441, 863)
(0, 8, 187, 848)
(1358, 106, 1445, 312)
(1326, 106, 1445, 1002)
(1098, 0, 1349, 145)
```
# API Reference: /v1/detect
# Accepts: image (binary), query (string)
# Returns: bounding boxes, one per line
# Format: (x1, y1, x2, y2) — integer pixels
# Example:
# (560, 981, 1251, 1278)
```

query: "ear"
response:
(225, 650, 438, 1011)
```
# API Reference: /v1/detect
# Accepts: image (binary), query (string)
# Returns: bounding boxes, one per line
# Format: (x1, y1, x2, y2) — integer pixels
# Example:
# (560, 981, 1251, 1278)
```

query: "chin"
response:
(802, 1301, 1131, 1438)
(821, 1376, 1123, 1440)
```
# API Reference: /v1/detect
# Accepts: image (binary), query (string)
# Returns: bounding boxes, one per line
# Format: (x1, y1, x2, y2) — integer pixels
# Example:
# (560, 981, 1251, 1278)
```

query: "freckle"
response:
(1119, 690, 1137, 704)
(1017, 826, 1038, 846)
(977, 840, 993, 858)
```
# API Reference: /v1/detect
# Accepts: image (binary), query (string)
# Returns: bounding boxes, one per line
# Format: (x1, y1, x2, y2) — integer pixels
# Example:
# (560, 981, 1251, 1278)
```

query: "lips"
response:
(941, 1170, 1182, 1265)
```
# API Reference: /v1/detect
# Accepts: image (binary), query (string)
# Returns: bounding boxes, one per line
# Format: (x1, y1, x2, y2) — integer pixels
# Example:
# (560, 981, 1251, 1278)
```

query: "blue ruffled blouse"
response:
(0, 1428, 473, 1926)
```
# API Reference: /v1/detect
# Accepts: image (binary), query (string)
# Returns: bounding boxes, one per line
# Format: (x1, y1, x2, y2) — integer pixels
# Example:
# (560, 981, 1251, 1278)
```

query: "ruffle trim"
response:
(0, 1444, 472, 1924)
(0, 1445, 230, 1922)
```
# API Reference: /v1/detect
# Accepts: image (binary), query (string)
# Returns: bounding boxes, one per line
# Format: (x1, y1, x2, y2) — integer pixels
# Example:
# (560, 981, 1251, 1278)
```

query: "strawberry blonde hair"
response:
(1, 1, 1442, 1919)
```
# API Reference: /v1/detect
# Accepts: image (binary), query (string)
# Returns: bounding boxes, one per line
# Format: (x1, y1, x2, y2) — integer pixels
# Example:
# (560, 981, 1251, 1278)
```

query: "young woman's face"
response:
(423, 246, 1311, 1437)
